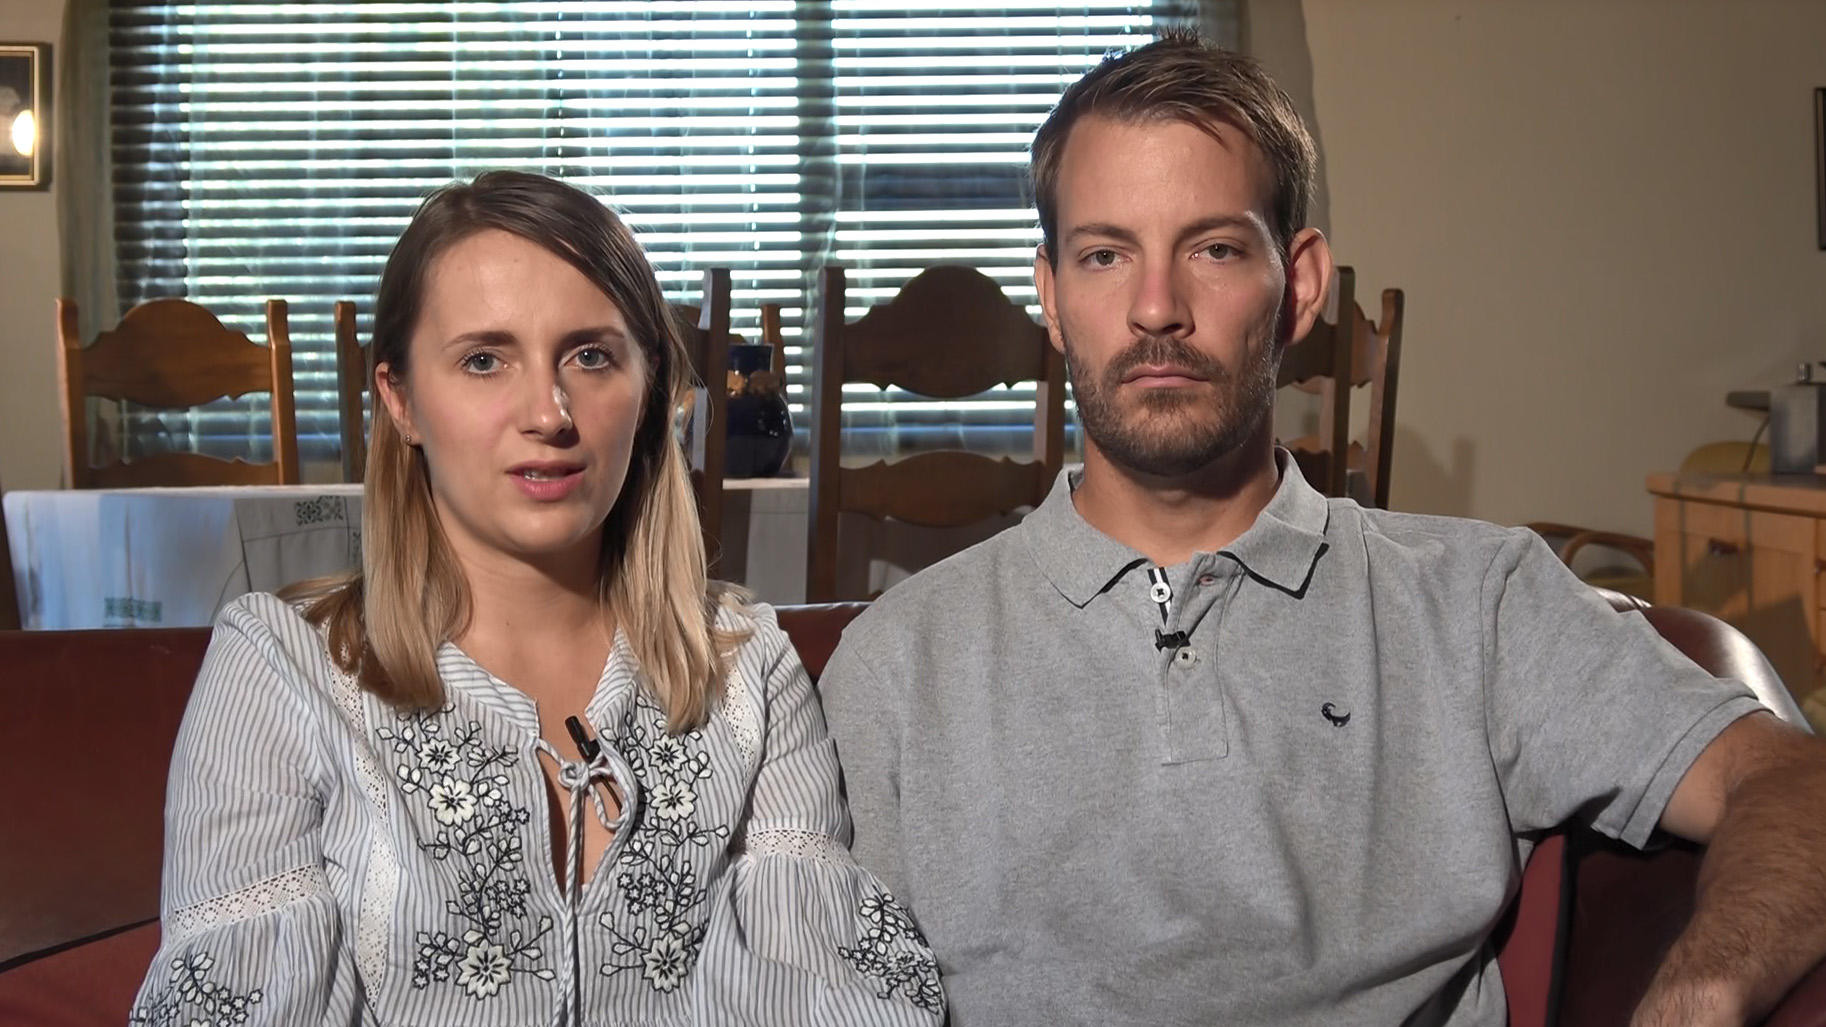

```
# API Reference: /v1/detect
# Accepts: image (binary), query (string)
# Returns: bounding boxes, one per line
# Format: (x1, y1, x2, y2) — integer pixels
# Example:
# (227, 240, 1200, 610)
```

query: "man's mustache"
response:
(1103, 335, 1228, 386)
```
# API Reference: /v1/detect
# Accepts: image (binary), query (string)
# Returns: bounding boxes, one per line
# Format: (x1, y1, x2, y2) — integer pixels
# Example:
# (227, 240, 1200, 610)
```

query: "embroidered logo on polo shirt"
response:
(1321, 702, 1351, 728)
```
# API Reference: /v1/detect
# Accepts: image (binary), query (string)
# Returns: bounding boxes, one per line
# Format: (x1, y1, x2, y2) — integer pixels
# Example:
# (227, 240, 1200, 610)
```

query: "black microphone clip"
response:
(1154, 629, 1191, 651)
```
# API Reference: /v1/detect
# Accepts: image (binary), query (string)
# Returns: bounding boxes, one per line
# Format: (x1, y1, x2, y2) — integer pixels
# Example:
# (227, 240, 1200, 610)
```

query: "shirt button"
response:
(1197, 574, 1217, 586)
(1149, 582, 1172, 603)
(1174, 647, 1199, 667)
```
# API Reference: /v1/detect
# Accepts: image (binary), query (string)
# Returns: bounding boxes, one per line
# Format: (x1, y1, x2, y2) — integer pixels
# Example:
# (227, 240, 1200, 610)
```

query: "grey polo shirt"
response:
(818, 451, 1763, 1027)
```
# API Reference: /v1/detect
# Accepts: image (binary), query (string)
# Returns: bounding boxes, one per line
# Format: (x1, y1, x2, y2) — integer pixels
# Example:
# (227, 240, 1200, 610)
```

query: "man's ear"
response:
(1280, 227, 1335, 348)
(1033, 245, 1066, 355)
(372, 362, 417, 441)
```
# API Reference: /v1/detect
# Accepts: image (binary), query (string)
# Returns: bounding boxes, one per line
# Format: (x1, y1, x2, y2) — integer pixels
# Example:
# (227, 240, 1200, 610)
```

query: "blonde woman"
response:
(129, 172, 942, 1026)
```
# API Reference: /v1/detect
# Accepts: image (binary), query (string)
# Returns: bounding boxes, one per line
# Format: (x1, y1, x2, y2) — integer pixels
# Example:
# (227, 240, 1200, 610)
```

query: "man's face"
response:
(1035, 114, 1290, 478)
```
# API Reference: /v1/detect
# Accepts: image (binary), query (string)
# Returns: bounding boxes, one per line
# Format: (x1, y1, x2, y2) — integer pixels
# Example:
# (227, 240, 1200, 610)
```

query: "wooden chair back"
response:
(670, 268, 733, 574)
(0, 472, 18, 630)
(335, 300, 367, 484)
(1276, 266, 1405, 508)
(807, 265, 1066, 602)
(56, 298, 300, 488)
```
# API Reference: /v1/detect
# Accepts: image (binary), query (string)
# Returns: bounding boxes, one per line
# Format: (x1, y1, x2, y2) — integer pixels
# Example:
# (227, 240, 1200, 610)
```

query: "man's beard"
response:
(1064, 317, 1279, 478)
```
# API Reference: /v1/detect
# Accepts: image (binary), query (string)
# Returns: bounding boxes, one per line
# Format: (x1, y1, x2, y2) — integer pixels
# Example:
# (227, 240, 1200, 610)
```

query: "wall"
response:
(5, 0, 1826, 527)
(1289, 0, 1826, 533)
(0, 0, 65, 491)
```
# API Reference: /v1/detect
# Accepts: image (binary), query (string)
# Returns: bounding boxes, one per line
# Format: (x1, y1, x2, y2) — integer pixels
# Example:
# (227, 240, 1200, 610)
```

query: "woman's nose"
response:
(524, 375, 576, 438)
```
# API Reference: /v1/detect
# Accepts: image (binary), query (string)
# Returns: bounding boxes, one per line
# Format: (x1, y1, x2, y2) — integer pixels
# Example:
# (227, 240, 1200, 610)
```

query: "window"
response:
(109, 2, 1233, 467)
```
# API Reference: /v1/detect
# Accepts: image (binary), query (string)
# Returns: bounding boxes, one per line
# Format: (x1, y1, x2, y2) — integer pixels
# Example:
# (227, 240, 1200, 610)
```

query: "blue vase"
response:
(725, 343, 792, 478)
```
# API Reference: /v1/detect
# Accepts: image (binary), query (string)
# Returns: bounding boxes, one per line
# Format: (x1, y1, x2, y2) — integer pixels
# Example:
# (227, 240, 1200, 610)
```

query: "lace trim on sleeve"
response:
(328, 658, 398, 988)
(167, 864, 330, 945)
(719, 665, 762, 769)
(742, 827, 856, 867)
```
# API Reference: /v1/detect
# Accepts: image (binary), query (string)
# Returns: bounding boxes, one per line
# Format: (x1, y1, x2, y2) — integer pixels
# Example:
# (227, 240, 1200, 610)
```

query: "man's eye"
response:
(460, 352, 499, 373)
(1203, 243, 1238, 260)
(1085, 249, 1119, 267)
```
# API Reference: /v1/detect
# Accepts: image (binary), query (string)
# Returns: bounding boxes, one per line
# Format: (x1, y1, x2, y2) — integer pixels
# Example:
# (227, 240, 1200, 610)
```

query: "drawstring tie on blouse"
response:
(538, 737, 640, 1027)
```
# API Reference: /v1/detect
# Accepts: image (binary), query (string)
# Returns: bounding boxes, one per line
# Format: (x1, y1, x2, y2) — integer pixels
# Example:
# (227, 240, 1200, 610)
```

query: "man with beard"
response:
(817, 32, 1826, 1027)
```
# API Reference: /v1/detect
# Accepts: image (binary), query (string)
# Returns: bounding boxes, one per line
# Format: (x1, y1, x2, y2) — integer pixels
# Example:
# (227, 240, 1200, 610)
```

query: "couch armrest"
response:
(1766, 959, 1826, 1027)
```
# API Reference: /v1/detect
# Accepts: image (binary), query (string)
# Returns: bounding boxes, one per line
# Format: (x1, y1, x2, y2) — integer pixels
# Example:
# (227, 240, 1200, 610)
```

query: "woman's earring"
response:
(403, 432, 415, 446)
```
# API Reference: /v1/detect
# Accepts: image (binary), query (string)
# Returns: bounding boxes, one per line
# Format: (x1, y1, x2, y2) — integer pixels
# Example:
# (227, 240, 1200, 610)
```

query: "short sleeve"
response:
(690, 607, 943, 1025)
(1482, 531, 1765, 845)
(128, 596, 358, 1025)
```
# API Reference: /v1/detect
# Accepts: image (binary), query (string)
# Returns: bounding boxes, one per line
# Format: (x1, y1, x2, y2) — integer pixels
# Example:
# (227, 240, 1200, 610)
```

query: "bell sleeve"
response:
(127, 596, 359, 1025)
(691, 606, 944, 1025)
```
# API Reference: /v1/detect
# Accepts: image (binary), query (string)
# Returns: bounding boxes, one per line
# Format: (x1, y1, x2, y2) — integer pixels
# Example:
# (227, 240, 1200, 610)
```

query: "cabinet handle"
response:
(1706, 538, 1740, 556)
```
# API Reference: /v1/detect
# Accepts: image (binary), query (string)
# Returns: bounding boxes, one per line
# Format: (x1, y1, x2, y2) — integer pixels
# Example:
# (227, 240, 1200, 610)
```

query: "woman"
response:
(128, 171, 942, 1025)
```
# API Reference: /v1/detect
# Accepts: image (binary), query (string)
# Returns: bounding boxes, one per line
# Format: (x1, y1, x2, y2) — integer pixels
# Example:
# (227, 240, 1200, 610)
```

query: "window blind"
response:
(109, 1, 1231, 467)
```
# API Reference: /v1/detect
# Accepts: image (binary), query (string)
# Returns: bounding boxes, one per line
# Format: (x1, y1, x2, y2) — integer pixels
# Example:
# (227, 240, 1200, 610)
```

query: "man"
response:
(818, 32, 1826, 1027)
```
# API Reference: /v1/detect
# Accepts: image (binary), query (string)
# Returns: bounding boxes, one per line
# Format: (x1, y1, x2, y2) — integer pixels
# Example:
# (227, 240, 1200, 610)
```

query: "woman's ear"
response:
(373, 361, 417, 442)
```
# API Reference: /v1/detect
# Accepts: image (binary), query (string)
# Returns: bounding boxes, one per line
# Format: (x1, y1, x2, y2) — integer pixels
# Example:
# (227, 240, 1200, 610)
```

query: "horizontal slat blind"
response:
(109, 1, 1226, 465)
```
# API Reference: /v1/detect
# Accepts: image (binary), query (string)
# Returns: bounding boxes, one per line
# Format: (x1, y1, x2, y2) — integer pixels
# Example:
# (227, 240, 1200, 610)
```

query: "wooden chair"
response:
(1527, 441, 1771, 602)
(56, 298, 301, 488)
(1277, 266, 1405, 508)
(334, 301, 367, 484)
(670, 268, 733, 574)
(806, 265, 1066, 602)
(0, 472, 19, 630)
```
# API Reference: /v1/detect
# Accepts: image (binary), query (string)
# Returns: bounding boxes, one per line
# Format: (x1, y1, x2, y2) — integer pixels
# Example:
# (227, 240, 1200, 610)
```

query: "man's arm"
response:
(1633, 711, 1826, 1026)
(816, 633, 908, 896)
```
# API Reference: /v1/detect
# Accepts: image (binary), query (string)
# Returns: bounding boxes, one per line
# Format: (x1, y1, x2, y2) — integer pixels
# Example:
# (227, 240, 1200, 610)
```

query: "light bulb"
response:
(11, 109, 35, 158)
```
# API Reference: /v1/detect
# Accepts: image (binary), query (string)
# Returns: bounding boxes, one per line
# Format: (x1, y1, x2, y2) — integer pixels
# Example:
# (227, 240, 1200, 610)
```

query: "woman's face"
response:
(375, 228, 650, 575)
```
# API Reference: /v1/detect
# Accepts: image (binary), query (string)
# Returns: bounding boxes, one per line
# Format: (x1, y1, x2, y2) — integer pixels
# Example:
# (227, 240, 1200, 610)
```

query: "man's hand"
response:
(1635, 711, 1826, 1025)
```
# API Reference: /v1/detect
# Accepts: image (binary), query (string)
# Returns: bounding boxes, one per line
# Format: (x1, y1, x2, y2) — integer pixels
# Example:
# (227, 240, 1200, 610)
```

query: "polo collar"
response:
(1021, 448, 1332, 606)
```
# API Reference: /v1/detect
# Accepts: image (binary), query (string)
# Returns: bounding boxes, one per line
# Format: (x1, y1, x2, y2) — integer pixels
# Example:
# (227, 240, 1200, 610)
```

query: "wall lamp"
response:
(0, 43, 51, 190)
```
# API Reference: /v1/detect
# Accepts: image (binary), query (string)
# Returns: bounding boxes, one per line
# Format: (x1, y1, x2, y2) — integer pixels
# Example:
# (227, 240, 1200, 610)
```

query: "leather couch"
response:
(2, 597, 1822, 1026)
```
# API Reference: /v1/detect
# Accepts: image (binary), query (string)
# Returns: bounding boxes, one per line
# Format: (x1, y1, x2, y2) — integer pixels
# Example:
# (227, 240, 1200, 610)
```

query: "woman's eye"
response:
(460, 351, 499, 374)
(574, 346, 613, 370)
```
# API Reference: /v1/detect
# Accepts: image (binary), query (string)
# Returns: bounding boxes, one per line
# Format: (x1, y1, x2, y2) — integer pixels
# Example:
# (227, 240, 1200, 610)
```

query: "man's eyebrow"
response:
(1175, 214, 1265, 241)
(1064, 222, 1142, 246)
(1064, 214, 1266, 246)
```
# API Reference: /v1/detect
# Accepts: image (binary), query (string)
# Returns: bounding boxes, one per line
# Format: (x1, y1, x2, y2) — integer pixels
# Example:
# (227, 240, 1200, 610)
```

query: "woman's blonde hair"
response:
(286, 171, 741, 733)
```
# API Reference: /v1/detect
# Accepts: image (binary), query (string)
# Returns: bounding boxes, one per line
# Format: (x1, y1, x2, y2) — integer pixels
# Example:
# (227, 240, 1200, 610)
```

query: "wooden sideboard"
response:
(1647, 472, 1826, 731)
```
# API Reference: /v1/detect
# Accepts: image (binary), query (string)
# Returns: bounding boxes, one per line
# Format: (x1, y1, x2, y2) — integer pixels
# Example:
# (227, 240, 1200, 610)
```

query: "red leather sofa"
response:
(2, 598, 1822, 1026)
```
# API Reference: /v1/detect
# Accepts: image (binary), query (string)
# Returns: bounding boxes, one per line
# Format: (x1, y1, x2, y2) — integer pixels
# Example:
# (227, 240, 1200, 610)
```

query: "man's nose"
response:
(1128, 261, 1192, 338)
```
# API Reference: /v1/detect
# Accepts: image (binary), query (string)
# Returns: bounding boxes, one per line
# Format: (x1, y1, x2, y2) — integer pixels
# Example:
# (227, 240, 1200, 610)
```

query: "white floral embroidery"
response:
(428, 775, 477, 825)
(648, 777, 696, 821)
(596, 692, 731, 992)
(128, 950, 264, 1026)
(456, 941, 512, 998)
(640, 931, 692, 992)
(379, 706, 555, 999)
(839, 892, 943, 1012)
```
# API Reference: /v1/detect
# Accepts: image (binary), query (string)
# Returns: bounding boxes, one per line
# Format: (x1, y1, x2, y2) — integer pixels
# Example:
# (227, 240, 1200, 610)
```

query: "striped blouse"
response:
(128, 592, 943, 1026)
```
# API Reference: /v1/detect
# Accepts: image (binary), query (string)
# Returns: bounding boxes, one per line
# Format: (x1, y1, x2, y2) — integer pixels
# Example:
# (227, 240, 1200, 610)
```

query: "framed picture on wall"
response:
(0, 42, 50, 190)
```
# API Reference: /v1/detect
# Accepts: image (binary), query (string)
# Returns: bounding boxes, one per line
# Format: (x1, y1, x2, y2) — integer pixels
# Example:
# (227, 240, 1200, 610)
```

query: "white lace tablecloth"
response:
(4, 484, 363, 629)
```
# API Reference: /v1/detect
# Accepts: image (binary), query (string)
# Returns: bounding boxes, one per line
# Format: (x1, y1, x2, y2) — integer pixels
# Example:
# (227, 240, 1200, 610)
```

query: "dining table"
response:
(4, 475, 1004, 630)
(4, 483, 363, 630)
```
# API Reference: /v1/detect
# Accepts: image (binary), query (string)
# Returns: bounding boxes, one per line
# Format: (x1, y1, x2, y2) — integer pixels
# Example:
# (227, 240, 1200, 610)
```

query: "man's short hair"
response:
(1031, 31, 1316, 265)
